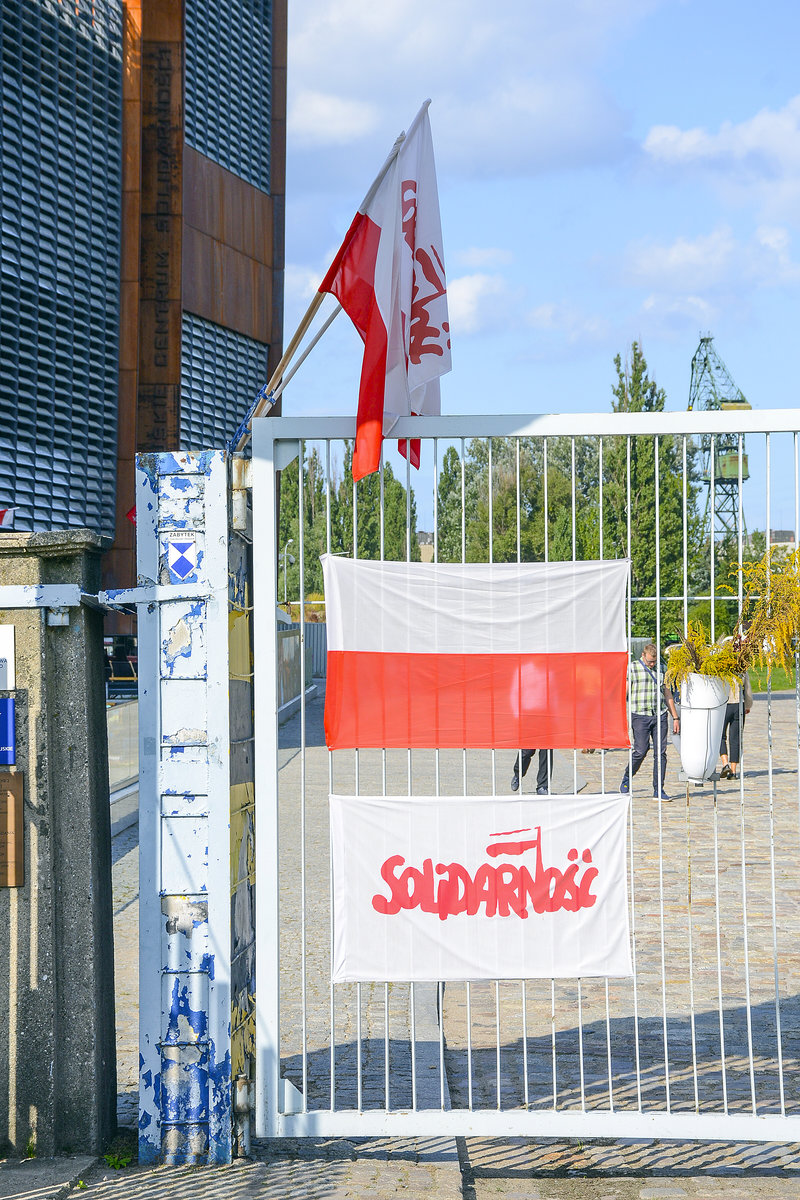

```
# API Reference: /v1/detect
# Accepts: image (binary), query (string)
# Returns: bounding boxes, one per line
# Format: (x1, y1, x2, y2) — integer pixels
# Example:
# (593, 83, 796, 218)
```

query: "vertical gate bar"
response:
(571, 437, 578, 793)
(709, 440, 727, 1112)
(411, 982, 418, 1110)
(495, 979, 501, 1110)
(253, 426, 283, 1137)
(457, 439, 467, 1111)
(577, 980, 585, 1111)
(712, 787, 728, 1112)
(654, 437, 672, 1111)
(544, 437, 556, 1109)
(765, 435, 786, 1113)
(550, 980, 557, 1109)
(461, 433, 469, 829)
(522, 981, 529, 1109)
(796, 432, 800, 852)
(710, 435, 716, 641)
(298, 440, 309, 1110)
(357, 984, 363, 1111)
(325, 441, 336, 1111)
(685, 778, 699, 1111)
(599, 438, 606, 792)
(682, 435, 689, 629)
(352, 468, 362, 1114)
(434, 439, 441, 800)
(384, 986, 390, 1112)
(682, 434, 700, 1111)
(406, 454, 413, 798)
(516, 437, 528, 1104)
(570, 437, 576, 560)
(409, 426, 417, 1124)
(709, 443, 726, 1111)
(597, 433, 612, 1108)
(488, 438, 496, 792)
(466, 982, 473, 1111)
(543, 438, 549, 561)
(439, 980, 445, 1109)
(516, 436, 521, 559)
(571, 438, 583, 1088)
(604, 979, 613, 1111)
(736, 432, 756, 1113)
(379, 459, 389, 1112)
(626, 436, 643, 1111)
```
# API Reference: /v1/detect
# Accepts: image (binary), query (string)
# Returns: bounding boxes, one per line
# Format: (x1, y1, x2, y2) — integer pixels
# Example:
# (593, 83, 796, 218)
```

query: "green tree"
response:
(602, 342, 702, 637)
(333, 443, 421, 562)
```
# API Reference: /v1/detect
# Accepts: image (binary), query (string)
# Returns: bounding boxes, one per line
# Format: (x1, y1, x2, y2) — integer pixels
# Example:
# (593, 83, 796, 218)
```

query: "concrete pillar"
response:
(0, 530, 116, 1156)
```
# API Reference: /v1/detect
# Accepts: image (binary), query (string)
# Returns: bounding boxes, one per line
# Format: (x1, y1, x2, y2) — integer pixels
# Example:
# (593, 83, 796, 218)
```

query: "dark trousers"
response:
(621, 711, 668, 793)
(720, 702, 745, 762)
(514, 748, 555, 792)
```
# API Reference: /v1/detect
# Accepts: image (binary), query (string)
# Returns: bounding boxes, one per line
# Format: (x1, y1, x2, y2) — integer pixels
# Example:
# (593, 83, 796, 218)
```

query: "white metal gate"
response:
(253, 409, 800, 1141)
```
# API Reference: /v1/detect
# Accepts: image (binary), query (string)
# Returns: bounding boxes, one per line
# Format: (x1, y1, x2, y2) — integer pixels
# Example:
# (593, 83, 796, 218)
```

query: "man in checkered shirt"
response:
(620, 642, 680, 801)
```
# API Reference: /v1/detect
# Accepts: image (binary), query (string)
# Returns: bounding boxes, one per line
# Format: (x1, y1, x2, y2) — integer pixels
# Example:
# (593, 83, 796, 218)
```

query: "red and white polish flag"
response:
(322, 556, 631, 751)
(0, 507, 16, 529)
(330, 792, 633, 982)
(319, 103, 451, 481)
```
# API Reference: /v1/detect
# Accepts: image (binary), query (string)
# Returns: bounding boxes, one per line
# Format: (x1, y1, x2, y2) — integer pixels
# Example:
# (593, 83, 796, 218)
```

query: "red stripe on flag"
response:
(324, 651, 630, 750)
(319, 212, 387, 481)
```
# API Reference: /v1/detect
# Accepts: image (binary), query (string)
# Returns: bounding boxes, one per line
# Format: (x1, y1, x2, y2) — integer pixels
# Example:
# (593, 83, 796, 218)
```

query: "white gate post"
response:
(131, 451, 234, 1164)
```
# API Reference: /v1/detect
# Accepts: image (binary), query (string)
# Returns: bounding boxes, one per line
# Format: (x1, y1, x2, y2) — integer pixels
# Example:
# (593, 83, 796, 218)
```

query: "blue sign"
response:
(0, 697, 14, 766)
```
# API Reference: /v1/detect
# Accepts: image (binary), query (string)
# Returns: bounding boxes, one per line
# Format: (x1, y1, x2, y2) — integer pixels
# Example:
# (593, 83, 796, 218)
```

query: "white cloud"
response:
(289, 91, 380, 147)
(623, 225, 800, 294)
(643, 96, 800, 221)
(448, 273, 515, 335)
(624, 228, 738, 291)
(526, 302, 611, 344)
(283, 264, 323, 308)
(453, 247, 514, 269)
(286, 0, 660, 179)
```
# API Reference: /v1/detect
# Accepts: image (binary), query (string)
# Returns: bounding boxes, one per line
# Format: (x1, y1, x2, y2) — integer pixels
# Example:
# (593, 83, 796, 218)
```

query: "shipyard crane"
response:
(688, 334, 751, 540)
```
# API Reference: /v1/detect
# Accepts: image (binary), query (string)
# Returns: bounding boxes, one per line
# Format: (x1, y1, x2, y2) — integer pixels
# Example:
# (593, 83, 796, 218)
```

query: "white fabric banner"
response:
(330, 793, 632, 982)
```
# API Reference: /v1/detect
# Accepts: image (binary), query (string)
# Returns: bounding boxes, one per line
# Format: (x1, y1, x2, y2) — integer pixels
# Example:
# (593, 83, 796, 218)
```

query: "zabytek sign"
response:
(330, 793, 632, 982)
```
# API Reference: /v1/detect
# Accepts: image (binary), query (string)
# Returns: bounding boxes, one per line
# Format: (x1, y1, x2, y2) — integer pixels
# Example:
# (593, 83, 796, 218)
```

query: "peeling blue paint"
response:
(165, 977, 208, 1043)
(138, 456, 159, 493)
(169, 475, 194, 492)
(200, 953, 215, 979)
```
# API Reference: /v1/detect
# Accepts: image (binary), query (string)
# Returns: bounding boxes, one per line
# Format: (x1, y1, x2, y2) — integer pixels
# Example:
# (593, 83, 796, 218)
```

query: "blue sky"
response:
(280, 0, 800, 532)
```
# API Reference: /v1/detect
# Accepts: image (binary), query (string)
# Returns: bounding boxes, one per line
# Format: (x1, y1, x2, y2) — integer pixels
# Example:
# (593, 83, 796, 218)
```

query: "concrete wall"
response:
(0, 531, 116, 1155)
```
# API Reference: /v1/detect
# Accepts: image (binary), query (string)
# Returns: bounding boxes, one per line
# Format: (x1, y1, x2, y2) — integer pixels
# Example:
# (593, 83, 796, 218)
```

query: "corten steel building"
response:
(0, 0, 286, 600)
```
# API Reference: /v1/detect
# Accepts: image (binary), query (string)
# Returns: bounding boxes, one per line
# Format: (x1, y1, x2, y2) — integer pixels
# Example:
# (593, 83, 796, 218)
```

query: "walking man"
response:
(620, 642, 680, 801)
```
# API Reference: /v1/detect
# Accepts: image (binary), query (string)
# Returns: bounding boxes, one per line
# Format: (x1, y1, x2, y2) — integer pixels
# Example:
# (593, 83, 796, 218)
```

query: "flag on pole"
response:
(0, 507, 16, 529)
(321, 556, 631, 750)
(319, 102, 451, 481)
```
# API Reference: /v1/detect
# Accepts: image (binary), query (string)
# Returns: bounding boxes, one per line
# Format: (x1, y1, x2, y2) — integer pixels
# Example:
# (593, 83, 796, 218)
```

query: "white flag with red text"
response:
(330, 792, 632, 982)
(319, 104, 450, 480)
(322, 555, 630, 750)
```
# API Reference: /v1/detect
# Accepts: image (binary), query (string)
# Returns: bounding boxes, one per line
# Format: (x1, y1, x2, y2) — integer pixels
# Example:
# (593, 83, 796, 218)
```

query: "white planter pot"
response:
(678, 673, 729, 783)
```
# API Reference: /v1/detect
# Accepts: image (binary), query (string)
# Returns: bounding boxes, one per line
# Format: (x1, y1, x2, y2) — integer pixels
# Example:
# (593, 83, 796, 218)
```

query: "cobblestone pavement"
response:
(89, 684, 800, 1198)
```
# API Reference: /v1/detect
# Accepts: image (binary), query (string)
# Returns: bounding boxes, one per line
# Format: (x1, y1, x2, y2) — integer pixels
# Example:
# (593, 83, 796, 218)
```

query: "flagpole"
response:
(233, 100, 432, 452)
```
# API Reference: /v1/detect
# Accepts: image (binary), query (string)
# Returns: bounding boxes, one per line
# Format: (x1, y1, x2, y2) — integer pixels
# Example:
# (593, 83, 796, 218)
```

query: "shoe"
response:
(619, 780, 630, 794)
(654, 791, 672, 802)
(510, 775, 519, 792)
(536, 786, 548, 795)
(728, 771, 740, 781)
(720, 764, 732, 779)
